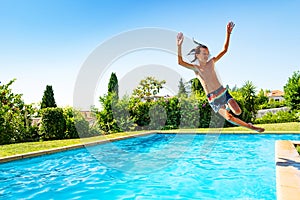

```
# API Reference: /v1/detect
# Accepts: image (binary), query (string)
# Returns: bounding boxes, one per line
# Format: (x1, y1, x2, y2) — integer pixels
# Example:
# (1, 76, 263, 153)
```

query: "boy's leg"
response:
(218, 107, 265, 132)
(227, 98, 241, 115)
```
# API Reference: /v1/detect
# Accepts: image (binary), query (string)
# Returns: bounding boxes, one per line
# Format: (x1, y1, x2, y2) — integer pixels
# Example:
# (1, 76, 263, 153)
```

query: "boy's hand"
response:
(177, 32, 184, 46)
(227, 21, 235, 34)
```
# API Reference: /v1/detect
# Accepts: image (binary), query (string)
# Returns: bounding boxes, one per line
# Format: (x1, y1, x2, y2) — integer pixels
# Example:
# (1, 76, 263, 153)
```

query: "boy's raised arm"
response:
(213, 21, 235, 63)
(177, 32, 195, 69)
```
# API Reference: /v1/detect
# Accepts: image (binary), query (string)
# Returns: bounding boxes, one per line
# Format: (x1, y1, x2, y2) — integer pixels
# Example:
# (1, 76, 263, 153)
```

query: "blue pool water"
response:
(0, 134, 299, 200)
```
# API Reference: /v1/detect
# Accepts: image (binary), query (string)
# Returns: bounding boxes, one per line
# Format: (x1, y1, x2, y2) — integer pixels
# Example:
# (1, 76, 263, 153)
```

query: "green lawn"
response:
(0, 122, 299, 158)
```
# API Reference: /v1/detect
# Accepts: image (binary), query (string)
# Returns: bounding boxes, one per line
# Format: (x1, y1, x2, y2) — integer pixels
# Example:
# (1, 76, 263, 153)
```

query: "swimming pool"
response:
(0, 134, 299, 199)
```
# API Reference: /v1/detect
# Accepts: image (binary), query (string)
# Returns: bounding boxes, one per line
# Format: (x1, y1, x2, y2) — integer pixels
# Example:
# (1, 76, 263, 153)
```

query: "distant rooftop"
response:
(267, 90, 284, 97)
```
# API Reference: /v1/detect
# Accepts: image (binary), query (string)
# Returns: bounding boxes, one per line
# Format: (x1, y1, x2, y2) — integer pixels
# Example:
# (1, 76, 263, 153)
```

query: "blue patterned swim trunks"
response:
(207, 86, 233, 113)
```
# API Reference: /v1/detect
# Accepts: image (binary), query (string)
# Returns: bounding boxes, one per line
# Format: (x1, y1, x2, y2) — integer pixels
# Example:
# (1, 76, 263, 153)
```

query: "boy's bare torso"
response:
(193, 58, 223, 94)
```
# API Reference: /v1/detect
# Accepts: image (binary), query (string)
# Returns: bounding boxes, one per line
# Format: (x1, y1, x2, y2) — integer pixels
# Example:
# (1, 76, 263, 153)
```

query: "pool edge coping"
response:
(276, 140, 300, 200)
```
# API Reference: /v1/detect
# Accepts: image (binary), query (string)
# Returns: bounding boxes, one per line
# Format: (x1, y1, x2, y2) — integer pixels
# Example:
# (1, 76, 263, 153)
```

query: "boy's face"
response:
(196, 47, 210, 62)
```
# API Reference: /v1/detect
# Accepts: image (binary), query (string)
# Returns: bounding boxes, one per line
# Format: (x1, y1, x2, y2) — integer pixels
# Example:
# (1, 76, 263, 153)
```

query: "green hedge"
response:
(254, 110, 299, 124)
(258, 99, 287, 109)
(40, 107, 66, 140)
(97, 95, 221, 133)
(63, 107, 95, 138)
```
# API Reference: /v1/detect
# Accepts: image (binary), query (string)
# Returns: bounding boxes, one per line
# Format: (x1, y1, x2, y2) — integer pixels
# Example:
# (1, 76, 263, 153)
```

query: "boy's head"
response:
(188, 39, 210, 63)
(196, 46, 210, 62)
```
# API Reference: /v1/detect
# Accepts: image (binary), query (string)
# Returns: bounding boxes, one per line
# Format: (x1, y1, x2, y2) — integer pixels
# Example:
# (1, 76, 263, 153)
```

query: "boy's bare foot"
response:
(248, 123, 265, 133)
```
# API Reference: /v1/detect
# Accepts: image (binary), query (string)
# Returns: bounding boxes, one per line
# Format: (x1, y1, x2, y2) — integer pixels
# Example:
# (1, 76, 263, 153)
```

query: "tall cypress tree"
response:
(177, 78, 187, 97)
(108, 72, 119, 99)
(41, 85, 57, 109)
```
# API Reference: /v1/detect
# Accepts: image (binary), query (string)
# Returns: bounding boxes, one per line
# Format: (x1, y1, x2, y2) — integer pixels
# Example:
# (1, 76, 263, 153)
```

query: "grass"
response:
(296, 145, 300, 154)
(161, 122, 300, 133)
(0, 131, 147, 158)
(0, 122, 299, 158)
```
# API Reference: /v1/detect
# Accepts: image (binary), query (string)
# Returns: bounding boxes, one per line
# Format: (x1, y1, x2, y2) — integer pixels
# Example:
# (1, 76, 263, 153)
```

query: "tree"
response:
(108, 72, 119, 100)
(177, 78, 187, 97)
(63, 107, 91, 139)
(284, 70, 300, 110)
(256, 88, 269, 106)
(40, 107, 66, 140)
(190, 78, 204, 96)
(132, 77, 166, 99)
(240, 81, 257, 122)
(0, 79, 37, 144)
(97, 92, 120, 133)
(41, 85, 57, 109)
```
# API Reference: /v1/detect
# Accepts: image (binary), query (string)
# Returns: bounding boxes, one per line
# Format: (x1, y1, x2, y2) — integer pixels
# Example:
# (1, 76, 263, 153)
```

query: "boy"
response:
(177, 21, 264, 132)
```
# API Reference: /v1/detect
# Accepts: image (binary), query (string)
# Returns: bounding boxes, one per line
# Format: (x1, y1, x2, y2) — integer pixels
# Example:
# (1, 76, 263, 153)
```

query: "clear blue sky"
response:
(1, 0, 299, 108)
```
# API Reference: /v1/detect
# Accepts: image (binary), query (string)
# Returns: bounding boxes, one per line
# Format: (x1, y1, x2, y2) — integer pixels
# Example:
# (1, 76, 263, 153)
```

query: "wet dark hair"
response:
(187, 38, 209, 62)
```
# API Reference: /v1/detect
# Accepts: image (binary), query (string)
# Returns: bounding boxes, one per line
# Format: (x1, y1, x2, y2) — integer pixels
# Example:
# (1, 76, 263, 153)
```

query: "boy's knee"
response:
(234, 109, 242, 116)
(224, 112, 234, 121)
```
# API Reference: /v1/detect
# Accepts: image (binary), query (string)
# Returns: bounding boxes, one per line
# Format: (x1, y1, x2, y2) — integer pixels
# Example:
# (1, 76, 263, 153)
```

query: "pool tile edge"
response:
(276, 140, 300, 200)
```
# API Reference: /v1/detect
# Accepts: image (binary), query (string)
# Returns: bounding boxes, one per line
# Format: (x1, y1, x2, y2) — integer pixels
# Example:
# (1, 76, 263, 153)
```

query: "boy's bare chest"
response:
(195, 63, 214, 74)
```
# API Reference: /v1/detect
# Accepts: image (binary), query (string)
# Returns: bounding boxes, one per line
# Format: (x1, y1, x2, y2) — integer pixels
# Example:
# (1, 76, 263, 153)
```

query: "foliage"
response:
(284, 70, 300, 110)
(179, 97, 200, 128)
(239, 81, 258, 123)
(40, 85, 57, 109)
(197, 98, 215, 128)
(63, 107, 92, 138)
(254, 110, 299, 124)
(111, 95, 136, 132)
(129, 98, 151, 129)
(190, 78, 205, 96)
(132, 76, 166, 100)
(256, 89, 269, 106)
(96, 93, 120, 133)
(148, 100, 168, 130)
(0, 79, 38, 144)
(163, 97, 181, 130)
(258, 99, 287, 109)
(177, 78, 187, 97)
(40, 107, 66, 140)
(74, 115, 90, 138)
(108, 72, 119, 100)
(63, 107, 78, 139)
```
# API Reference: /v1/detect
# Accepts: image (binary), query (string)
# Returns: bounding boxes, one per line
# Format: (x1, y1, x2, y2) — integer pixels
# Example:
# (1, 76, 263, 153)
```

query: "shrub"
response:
(259, 99, 287, 109)
(97, 93, 120, 133)
(179, 97, 200, 128)
(0, 79, 37, 144)
(74, 117, 90, 138)
(129, 99, 151, 130)
(284, 70, 300, 110)
(111, 96, 136, 132)
(148, 100, 168, 130)
(163, 97, 181, 130)
(63, 107, 78, 139)
(40, 107, 66, 140)
(63, 107, 94, 138)
(254, 110, 298, 124)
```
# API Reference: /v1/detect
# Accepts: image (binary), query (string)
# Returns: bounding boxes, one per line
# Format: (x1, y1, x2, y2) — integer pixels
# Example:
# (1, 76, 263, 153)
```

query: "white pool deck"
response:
(276, 140, 300, 200)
